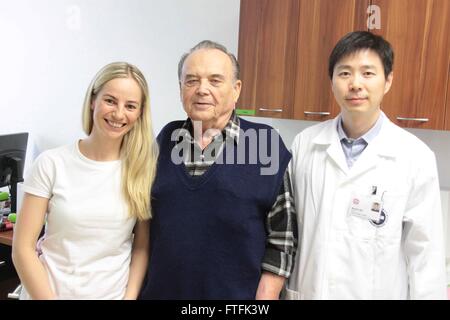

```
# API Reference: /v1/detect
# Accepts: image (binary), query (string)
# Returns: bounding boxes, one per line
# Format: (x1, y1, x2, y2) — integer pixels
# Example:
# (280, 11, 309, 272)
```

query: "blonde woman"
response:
(12, 62, 158, 299)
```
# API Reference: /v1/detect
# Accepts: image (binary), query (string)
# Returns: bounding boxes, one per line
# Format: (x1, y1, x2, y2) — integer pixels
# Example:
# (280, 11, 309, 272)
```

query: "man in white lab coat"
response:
(285, 31, 447, 299)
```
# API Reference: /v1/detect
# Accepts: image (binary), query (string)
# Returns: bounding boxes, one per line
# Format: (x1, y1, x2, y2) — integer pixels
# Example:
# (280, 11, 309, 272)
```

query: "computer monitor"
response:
(0, 132, 29, 214)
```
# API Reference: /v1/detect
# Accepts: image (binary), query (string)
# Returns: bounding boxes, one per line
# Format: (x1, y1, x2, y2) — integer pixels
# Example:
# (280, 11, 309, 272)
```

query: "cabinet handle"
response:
(304, 111, 331, 116)
(396, 117, 429, 122)
(258, 108, 283, 113)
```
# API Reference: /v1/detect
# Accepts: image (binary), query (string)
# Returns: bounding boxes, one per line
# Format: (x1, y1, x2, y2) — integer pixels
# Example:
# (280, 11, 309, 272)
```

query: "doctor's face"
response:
(331, 49, 393, 120)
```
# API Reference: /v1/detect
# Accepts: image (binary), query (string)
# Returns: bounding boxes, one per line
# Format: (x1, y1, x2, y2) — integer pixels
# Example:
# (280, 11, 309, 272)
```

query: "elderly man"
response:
(139, 40, 297, 299)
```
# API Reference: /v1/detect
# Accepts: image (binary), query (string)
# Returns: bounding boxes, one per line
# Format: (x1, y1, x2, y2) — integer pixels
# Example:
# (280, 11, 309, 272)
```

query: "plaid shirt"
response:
(174, 111, 297, 278)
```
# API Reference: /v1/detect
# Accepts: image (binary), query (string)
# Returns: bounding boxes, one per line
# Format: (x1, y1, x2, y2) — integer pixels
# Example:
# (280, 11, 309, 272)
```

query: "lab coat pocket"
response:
(374, 192, 407, 240)
(346, 213, 377, 240)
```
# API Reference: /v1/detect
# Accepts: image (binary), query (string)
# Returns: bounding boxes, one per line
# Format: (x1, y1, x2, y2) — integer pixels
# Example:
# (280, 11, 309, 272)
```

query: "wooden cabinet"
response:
(237, 0, 261, 114)
(237, 0, 299, 119)
(238, 0, 369, 120)
(371, 0, 450, 130)
(446, 73, 450, 130)
(238, 0, 450, 131)
(293, 0, 369, 121)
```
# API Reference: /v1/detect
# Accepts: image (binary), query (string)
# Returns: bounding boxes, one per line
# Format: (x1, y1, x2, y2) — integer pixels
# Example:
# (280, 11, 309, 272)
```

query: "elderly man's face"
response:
(180, 48, 241, 130)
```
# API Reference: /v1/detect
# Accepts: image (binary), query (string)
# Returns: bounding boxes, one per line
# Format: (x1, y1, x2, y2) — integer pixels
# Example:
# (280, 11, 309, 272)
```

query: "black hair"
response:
(328, 31, 394, 79)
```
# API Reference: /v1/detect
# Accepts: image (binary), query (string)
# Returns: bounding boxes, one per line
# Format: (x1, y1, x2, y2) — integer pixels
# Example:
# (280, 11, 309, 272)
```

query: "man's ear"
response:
(233, 80, 242, 103)
(179, 81, 183, 101)
(384, 72, 393, 94)
(330, 78, 335, 95)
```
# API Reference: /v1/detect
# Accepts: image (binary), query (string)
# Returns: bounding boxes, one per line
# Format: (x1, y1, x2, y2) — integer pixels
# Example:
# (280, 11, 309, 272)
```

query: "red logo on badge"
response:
(353, 198, 359, 205)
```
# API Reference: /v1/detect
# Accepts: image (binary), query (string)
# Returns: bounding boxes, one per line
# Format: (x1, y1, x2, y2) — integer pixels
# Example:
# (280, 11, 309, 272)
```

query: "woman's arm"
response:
(12, 193, 56, 299)
(123, 219, 150, 299)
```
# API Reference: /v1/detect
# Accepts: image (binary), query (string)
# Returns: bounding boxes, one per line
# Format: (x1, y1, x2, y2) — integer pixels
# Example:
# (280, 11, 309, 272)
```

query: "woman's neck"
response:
(79, 135, 122, 161)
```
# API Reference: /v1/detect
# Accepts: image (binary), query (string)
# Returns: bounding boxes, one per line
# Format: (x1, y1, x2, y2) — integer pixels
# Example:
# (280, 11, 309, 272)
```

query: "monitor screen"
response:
(0, 132, 29, 189)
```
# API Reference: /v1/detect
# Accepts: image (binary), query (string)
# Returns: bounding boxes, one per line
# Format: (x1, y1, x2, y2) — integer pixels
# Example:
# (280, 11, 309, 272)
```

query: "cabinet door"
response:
(237, 0, 300, 119)
(371, 0, 450, 130)
(293, 0, 370, 121)
(446, 72, 450, 130)
(237, 0, 262, 113)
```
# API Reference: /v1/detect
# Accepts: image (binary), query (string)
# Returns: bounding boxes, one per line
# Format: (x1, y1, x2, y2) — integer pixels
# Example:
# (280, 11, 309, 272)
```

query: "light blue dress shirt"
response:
(337, 113, 384, 169)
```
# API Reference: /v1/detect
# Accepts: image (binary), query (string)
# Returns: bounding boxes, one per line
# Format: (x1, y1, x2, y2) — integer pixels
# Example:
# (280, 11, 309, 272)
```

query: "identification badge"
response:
(349, 191, 383, 221)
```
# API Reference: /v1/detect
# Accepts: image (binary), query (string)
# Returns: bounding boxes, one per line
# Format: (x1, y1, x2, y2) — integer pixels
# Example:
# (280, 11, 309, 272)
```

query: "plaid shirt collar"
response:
(175, 110, 240, 146)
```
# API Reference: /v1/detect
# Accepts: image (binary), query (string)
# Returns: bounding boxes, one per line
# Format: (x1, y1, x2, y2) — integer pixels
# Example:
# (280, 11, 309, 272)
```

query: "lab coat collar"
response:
(312, 116, 341, 146)
(313, 112, 397, 157)
(312, 112, 398, 176)
(313, 116, 349, 173)
(368, 112, 397, 159)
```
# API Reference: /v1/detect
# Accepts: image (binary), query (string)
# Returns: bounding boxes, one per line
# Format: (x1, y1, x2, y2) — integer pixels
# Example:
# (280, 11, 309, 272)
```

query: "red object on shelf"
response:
(0, 221, 13, 231)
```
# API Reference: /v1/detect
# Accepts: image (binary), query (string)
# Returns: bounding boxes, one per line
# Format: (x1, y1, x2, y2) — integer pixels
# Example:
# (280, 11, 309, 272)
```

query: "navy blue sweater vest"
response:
(140, 118, 291, 299)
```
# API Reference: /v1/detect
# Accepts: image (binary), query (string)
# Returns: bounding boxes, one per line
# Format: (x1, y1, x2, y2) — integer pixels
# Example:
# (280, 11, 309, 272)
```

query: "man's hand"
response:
(255, 271, 286, 300)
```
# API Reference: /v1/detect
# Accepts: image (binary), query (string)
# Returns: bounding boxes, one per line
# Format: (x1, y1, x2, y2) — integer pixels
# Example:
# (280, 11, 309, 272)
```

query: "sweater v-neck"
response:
(174, 140, 224, 190)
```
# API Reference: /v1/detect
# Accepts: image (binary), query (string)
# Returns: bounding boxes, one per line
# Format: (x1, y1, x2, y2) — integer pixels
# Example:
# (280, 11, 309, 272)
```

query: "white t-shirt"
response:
(20, 142, 136, 299)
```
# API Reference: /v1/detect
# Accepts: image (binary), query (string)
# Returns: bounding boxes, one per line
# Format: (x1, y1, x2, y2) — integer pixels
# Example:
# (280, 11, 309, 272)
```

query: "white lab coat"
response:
(284, 114, 447, 299)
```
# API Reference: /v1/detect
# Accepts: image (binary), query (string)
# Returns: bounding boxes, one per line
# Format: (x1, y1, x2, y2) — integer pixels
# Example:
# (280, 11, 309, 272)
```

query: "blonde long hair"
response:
(81, 62, 158, 221)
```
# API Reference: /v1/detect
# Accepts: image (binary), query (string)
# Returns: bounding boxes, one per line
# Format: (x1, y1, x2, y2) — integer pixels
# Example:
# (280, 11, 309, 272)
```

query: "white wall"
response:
(3, 0, 450, 190)
(0, 0, 240, 172)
